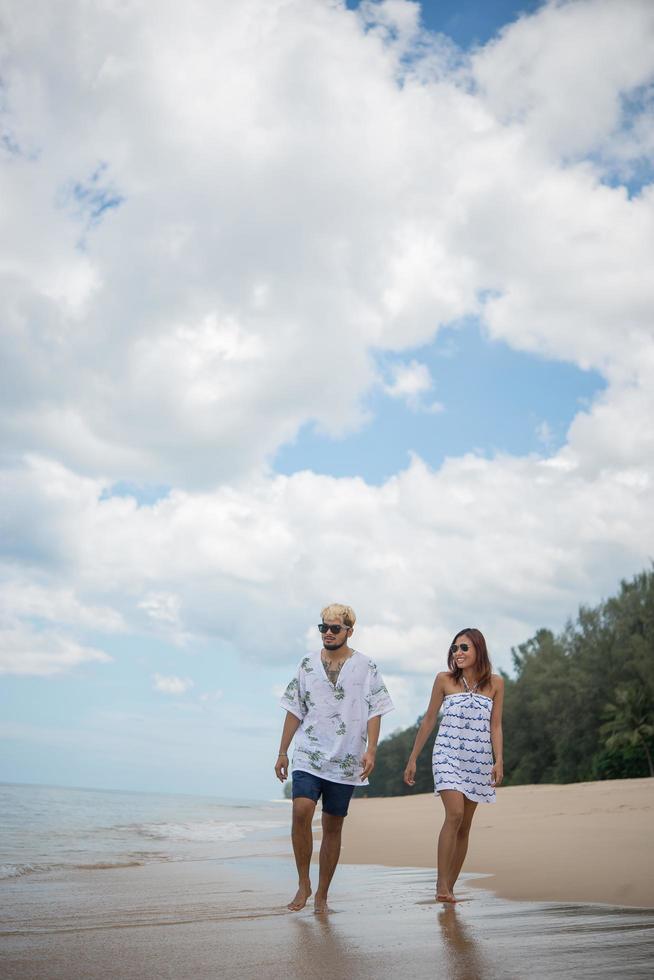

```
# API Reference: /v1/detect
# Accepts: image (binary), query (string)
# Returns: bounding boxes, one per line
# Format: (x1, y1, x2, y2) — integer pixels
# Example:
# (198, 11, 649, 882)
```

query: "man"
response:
(275, 603, 393, 913)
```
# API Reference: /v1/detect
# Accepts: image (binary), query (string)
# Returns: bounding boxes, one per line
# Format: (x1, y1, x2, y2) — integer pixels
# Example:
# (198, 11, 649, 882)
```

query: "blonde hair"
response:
(321, 603, 356, 628)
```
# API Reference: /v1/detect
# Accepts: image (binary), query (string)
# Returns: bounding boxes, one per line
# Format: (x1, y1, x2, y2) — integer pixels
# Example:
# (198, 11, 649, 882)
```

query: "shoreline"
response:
(340, 777, 654, 908)
(2, 779, 653, 979)
(3, 856, 653, 980)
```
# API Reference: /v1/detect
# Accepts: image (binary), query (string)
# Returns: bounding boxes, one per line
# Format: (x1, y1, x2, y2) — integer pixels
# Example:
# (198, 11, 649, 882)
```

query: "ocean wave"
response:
(0, 863, 49, 880)
(75, 860, 144, 871)
(0, 857, 166, 881)
(135, 819, 285, 843)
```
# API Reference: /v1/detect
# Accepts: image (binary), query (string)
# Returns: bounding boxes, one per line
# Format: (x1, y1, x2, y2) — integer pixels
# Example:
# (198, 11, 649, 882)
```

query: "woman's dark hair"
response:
(447, 627, 492, 691)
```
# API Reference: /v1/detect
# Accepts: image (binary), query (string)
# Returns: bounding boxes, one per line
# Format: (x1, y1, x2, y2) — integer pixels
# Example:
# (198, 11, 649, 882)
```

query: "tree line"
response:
(364, 568, 654, 797)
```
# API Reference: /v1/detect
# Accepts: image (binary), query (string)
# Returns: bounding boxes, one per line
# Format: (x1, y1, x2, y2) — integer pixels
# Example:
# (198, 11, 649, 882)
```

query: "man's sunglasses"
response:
(318, 623, 350, 635)
(450, 643, 471, 653)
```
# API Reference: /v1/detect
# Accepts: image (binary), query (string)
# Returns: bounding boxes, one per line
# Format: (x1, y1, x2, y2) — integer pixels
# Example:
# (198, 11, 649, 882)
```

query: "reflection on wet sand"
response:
(292, 914, 371, 980)
(2, 859, 653, 980)
(438, 904, 489, 980)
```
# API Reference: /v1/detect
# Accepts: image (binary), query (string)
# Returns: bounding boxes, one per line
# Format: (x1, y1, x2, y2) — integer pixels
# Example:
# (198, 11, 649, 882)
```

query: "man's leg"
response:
(288, 796, 317, 911)
(314, 811, 344, 913)
(313, 780, 353, 913)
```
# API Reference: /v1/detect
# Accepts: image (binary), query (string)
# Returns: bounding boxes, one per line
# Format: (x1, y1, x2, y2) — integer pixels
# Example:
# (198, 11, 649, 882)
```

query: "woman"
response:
(403, 628, 504, 902)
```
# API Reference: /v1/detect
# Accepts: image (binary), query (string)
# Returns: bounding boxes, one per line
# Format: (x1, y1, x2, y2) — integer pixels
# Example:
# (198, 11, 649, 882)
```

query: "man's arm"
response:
(360, 714, 381, 781)
(274, 711, 302, 782)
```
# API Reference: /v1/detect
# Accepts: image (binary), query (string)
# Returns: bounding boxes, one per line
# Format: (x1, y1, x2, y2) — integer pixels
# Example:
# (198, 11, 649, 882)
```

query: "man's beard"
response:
(324, 634, 348, 651)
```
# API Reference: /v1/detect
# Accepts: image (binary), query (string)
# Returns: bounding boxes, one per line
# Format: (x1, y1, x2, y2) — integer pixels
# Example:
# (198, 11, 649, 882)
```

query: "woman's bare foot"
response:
(314, 892, 331, 914)
(435, 878, 456, 903)
(287, 882, 312, 911)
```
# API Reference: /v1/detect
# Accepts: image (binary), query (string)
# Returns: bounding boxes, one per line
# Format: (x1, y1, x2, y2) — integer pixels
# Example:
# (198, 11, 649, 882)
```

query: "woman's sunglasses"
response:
(318, 623, 349, 634)
(450, 643, 471, 653)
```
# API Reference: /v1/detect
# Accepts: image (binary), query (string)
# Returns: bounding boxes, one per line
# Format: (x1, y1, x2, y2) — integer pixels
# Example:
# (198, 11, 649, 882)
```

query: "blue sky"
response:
(275, 320, 604, 483)
(347, 0, 545, 47)
(1, 0, 653, 802)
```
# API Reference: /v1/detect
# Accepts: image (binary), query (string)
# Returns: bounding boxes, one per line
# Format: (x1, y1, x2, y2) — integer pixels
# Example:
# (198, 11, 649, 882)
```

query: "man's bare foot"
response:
(287, 883, 312, 911)
(314, 893, 331, 914)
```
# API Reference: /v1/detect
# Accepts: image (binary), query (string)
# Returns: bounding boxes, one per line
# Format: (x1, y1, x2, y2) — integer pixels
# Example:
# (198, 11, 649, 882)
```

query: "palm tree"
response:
(600, 684, 654, 777)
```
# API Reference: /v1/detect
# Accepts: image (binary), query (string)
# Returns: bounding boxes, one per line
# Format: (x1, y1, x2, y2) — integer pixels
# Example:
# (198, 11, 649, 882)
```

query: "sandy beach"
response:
(3, 856, 653, 980)
(2, 779, 653, 979)
(343, 777, 654, 908)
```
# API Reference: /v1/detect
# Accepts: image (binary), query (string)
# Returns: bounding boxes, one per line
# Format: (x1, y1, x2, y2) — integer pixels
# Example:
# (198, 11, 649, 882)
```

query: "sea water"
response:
(1, 784, 653, 979)
(0, 781, 289, 880)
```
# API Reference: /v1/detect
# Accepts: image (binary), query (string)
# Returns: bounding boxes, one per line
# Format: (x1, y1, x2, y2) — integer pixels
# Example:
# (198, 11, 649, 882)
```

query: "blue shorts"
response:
(292, 770, 355, 817)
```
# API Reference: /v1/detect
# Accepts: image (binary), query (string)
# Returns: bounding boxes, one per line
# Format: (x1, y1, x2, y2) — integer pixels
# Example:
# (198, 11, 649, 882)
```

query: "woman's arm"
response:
(403, 674, 446, 786)
(490, 675, 504, 787)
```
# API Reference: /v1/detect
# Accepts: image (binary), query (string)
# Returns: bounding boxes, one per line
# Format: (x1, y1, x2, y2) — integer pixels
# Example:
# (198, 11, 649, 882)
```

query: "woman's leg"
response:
(436, 790, 464, 901)
(448, 796, 478, 894)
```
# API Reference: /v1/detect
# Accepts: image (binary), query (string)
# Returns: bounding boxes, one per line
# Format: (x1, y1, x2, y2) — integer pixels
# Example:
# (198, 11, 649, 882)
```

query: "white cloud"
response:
(0, 0, 653, 689)
(356, 622, 446, 675)
(1, 0, 651, 487)
(358, 0, 422, 51)
(138, 593, 181, 627)
(0, 580, 125, 632)
(472, 0, 654, 160)
(382, 360, 443, 412)
(153, 674, 194, 695)
(137, 591, 191, 646)
(2, 441, 652, 679)
(0, 623, 111, 676)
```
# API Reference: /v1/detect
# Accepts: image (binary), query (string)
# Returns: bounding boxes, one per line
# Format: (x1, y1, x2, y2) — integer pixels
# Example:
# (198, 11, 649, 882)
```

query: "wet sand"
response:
(2, 857, 653, 980)
(3, 778, 653, 979)
(344, 777, 654, 907)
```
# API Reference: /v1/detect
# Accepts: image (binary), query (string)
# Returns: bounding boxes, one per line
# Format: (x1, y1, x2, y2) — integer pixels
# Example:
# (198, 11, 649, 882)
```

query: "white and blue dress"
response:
(432, 679, 496, 804)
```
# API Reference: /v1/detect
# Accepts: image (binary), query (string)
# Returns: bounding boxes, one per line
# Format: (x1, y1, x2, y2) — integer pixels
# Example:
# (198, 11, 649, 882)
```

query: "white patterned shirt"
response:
(280, 650, 394, 785)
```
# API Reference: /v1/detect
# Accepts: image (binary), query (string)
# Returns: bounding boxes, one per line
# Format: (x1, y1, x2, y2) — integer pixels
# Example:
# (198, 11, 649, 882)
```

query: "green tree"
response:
(502, 629, 570, 784)
(600, 684, 654, 777)
(363, 717, 437, 797)
(362, 567, 654, 795)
